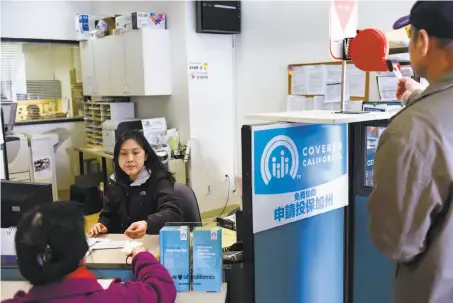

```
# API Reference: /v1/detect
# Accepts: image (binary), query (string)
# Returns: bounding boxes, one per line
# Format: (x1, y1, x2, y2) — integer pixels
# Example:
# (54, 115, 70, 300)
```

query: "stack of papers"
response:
(87, 238, 126, 250)
(86, 238, 143, 255)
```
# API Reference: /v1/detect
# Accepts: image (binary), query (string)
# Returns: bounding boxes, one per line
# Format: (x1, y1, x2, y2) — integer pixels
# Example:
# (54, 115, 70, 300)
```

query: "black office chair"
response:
(174, 183, 202, 223)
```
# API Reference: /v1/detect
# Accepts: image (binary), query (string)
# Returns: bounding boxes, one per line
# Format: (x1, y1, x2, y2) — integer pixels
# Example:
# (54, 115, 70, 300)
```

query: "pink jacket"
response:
(2, 252, 177, 303)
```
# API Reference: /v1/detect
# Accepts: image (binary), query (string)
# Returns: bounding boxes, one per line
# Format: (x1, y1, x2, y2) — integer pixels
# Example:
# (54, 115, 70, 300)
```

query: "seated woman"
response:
(2, 201, 176, 303)
(89, 130, 183, 238)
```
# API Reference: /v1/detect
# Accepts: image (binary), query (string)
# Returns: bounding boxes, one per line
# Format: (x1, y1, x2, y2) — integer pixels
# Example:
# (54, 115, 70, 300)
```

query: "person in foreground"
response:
(88, 130, 183, 238)
(367, 1, 453, 303)
(2, 201, 176, 303)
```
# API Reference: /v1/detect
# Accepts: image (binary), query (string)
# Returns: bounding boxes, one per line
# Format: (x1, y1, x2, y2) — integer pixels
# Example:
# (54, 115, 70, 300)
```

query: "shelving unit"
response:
(83, 102, 134, 148)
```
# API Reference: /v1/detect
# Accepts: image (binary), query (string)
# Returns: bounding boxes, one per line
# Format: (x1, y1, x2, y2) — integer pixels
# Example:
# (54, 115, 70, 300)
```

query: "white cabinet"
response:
(79, 42, 95, 95)
(92, 37, 112, 96)
(79, 29, 172, 97)
(123, 30, 145, 96)
(109, 34, 127, 96)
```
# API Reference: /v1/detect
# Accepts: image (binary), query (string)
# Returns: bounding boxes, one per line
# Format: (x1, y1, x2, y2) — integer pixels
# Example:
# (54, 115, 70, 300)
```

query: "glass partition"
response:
(1, 41, 83, 122)
(365, 126, 386, 187)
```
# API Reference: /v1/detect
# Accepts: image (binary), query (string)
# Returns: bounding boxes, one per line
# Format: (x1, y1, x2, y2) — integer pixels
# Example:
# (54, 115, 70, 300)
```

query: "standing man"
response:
(367, 1, 453, 303)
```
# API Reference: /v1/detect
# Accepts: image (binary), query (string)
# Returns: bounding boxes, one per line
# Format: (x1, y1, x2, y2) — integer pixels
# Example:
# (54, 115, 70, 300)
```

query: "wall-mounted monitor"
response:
(196, 1, 241, 34)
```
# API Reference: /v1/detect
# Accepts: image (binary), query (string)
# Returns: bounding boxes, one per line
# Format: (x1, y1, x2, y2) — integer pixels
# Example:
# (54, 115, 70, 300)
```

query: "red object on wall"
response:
(349, 28, 390, 72)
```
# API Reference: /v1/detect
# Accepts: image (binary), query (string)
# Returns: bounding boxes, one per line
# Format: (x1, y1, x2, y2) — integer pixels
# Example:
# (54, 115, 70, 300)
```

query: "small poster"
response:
(189, 62, 209, 80)
(33, 157, 52, 179)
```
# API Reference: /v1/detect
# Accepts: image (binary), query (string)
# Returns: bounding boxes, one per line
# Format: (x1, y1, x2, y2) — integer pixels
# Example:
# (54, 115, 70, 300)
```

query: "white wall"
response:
(184, 1, 237, 212)
(1, 1, 92, 40)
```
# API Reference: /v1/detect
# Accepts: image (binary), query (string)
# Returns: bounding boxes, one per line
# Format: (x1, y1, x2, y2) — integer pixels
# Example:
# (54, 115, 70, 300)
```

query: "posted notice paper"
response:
(306, 65, 327, 95)
(325, 82, 349, 103)
(286, 95, 305, 111)
(291, 66, 307, 95)
(347, 65, 366, 97)
(326, 65, 342, 84)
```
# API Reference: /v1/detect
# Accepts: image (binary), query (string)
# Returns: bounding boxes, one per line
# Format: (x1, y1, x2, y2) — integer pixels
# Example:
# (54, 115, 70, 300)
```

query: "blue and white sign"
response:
(252, 123, 348, 233)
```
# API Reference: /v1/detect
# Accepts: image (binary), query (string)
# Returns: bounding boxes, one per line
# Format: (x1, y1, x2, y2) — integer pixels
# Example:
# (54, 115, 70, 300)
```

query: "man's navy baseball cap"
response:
(393, 1, 453, 39)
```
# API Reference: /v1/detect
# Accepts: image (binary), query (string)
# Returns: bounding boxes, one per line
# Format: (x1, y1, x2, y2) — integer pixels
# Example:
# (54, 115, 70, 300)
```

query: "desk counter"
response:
(1, 234, 227, 302)
(0, 281, 228, 303)
(246, 109, 397, 124)
(86, 234, 160, 268)
(1, 235, 158, 280)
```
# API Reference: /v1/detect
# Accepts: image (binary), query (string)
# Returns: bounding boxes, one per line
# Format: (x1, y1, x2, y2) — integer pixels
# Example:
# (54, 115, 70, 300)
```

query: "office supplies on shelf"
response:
(84, 101, 135, 149)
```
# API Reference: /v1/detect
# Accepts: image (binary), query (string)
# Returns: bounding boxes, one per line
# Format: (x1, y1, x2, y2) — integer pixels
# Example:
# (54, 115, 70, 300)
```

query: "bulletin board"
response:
(288, 61, 370, 101)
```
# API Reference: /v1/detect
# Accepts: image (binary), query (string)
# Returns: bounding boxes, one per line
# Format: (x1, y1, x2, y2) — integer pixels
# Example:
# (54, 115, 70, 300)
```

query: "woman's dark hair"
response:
(15, 201, 88, 286)
(113, 130, 174, 185)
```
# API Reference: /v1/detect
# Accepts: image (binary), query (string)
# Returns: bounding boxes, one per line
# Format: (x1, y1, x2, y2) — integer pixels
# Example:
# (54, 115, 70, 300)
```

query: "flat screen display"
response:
(196, 1, 241, 34)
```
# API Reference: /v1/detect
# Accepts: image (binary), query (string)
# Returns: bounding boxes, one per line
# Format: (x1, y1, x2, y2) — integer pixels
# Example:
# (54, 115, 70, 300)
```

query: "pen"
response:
(393, 68, 403, 79)
(392, 63, 403, 79)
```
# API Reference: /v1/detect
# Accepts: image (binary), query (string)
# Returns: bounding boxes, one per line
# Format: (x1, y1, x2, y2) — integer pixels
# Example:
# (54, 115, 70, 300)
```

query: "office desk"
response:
(0, 281, 228, 303)
(74, 147, 113, 183)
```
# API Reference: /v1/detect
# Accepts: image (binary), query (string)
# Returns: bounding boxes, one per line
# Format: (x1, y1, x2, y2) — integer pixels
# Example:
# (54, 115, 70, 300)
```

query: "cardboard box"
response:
(101, 16, 119, 36)
(192, 227, 223, 292)
(131, 12, 166, 29)
(159, 226, 190, 292)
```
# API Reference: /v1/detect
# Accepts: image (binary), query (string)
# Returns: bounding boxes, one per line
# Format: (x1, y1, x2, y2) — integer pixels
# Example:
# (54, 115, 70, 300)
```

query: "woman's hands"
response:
(88, 221, 147, 238)
(125, 220, 148, 239)
(88, 223, 108, 237)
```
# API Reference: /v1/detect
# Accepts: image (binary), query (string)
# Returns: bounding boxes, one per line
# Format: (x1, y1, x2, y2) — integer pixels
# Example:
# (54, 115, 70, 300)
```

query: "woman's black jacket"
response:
(98, 171, 184, 235)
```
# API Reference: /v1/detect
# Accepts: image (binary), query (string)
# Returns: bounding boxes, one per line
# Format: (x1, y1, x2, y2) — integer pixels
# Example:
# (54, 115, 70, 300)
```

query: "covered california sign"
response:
(252, 123, 349, 233)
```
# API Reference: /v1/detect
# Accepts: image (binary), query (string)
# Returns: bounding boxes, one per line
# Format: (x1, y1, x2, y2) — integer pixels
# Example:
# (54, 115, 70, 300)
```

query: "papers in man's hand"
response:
(377, 76, 399, 101)
(1, 228, 16, 255)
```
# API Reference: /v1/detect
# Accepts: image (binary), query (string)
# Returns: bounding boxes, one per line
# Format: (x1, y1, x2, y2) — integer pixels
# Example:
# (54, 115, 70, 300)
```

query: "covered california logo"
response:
(260, 135, 299, 185)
